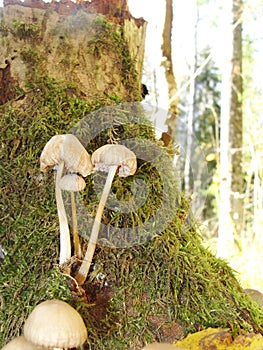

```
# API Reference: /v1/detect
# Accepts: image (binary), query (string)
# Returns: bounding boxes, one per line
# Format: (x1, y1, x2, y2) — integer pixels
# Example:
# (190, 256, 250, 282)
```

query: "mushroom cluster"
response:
(40, 135, 137, 285)
(40, 134, 93, 270)
(2, 299, 87, 350)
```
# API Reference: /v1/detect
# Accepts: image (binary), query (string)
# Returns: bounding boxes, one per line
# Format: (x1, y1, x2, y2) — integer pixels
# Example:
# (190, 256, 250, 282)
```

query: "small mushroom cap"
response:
(244, 288, 263, 307)
(1, 335, 45, 350)
(23, 299, 87, 349)
(91, 144, 137, 177)
(142, 343, 183, 350)
(40, 134, 93, 177)
(59, 174, 86, 192)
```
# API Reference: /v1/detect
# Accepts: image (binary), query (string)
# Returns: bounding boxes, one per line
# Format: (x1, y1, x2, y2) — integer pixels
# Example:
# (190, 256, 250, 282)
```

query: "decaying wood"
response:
(0, 0, 147, 105)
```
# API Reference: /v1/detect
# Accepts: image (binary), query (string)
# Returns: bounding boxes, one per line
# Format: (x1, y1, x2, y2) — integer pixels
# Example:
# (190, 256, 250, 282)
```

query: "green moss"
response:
(88, 16, 141, 101)
(92, 15, 112, 32)
(1, 16, 263, 349)
(0, 75, 116, 346)
(11, 20, 40, 41)
(0, 23, 9, 37)
(109, 94, 123, 103)
(20, 48, 40, 65)
(1, 86, 263, 348)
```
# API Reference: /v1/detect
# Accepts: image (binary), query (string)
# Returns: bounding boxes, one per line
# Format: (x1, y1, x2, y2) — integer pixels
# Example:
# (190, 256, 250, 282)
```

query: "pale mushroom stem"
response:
(55, 161, 71, 269)
(70, 191, 82, 259)
(75, 165, 118, 286)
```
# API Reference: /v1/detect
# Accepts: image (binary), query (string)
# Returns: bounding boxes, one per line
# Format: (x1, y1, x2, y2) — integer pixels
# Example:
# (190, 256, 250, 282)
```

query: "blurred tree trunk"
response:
(252, 146, 263, 244)
(184, 0, 198, 195)
(161, 0, 177, 143)
(217, 0, 243, 258)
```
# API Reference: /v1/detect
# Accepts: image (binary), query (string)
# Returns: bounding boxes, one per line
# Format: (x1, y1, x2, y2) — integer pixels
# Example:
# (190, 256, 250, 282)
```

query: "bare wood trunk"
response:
(184, 0, 198, 195)
(217, 0, 243, 258)
(161, 0, 177, 142)
(230, 0, 243, 237)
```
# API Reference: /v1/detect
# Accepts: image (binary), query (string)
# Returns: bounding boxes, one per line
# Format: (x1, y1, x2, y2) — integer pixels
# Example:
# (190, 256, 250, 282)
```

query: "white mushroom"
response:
(23, 299, 87, 350)
(59, 174, 86, 259)
(40, 134, 93, 267)
(40, 134, 93, 177)
(1, 335, 45, 350)
(75, 144, 137, 286)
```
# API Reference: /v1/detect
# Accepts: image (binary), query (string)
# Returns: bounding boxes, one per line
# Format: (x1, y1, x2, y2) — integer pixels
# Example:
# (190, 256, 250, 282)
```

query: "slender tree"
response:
(161, 0, 178, 142)
(183, 0, 198, 194)
(217, 0, 243, 258)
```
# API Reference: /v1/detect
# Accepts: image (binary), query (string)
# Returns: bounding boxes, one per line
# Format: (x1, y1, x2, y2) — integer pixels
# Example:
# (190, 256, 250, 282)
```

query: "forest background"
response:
(128, 0, 263, 292)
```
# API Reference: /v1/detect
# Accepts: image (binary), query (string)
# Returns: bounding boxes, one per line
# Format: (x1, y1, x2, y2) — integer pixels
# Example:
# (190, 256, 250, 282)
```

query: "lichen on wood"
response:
(0, 1, 145, 105)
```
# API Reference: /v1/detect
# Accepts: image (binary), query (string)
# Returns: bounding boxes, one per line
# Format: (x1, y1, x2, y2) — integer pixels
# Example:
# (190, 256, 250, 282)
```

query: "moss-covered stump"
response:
(1, 91, 263, 349)
(1, 2, 263, 350)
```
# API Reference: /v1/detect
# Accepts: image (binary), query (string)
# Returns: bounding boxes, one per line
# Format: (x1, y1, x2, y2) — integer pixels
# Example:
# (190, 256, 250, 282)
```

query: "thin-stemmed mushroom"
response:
(40, 134, 93, 268)
(23, 299, 87, 350)
(59, 174, 86, 259)
(75, 144, 137, 286)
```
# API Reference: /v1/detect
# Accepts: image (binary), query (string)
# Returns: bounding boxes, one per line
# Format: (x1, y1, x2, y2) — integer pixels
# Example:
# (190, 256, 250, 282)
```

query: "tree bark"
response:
(0, 0, 146, 104)
(183, 0, 198, 195)
(217, 0, 243, 258)
(230, 0, 243, 236)
(161, 0, 177, 142)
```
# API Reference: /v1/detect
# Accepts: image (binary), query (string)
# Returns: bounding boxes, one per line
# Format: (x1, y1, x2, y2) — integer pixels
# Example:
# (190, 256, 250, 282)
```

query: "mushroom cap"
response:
(244, 288, 263, 307)
(40, 134, 93, 177)
(59, 173, 86, 192)
(91, 144, 137, 177)
(142, 343, 183, 350)
(23, 299, 87, 349)
(1, 335, 45, 350)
